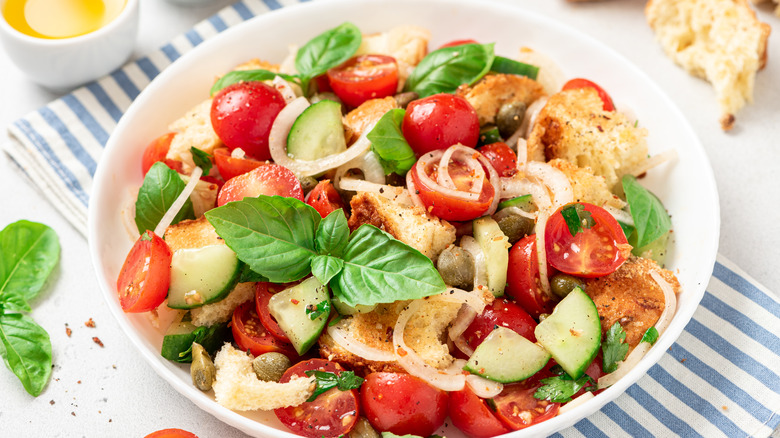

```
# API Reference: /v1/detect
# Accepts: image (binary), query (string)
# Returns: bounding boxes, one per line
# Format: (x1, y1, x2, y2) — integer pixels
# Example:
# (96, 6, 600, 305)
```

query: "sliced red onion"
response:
(559, 391, 595, 414)
(326, 318, 396, 362)
(631, 149, 679, 177)
(466, 374, 504, 399)
(535, 210, 552, 299)
(516, 137, 529, 170)
(153, 166, 203, 237)
(272, 76, 298, 104)
(405, 171, 424, 208)
(437, 145, 485, 195)
(449, 305, 478, 357)
(518, 96, 548, 140)
(525, 161, 573, 209)
(604, 205, 634, 226)
(649, 270, 678, 336)
(415, 150, 479, 202)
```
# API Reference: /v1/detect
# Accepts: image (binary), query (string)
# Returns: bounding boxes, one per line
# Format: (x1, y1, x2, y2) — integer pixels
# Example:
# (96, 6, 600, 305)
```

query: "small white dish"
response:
(0, 0, 139, 91)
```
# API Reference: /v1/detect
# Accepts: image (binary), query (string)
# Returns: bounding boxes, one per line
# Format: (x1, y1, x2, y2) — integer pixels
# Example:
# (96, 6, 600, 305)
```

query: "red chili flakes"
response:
(92, 337, 104, 347)
(65, 327, 72, 337)
(290, 298, 300, 305)
(85, 318, 96, 328)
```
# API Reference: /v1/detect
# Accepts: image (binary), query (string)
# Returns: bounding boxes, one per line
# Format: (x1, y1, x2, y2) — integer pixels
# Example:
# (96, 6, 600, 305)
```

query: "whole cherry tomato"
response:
(402, 93, 479, 156)
(327, 54, 399, 108)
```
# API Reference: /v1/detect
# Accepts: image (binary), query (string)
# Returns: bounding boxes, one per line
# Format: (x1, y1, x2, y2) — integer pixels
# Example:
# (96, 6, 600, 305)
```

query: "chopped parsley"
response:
(304, 370, 363, 402)
(602, 322, 629, 373)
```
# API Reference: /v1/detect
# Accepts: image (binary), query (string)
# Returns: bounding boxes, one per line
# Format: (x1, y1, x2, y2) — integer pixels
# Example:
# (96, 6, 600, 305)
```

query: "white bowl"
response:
(0, 0, 139, 91)
(88, 0, 720, 436)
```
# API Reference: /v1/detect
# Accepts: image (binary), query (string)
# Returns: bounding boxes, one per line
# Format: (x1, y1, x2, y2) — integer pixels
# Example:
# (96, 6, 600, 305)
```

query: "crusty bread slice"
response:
(646, 0, 771, 130)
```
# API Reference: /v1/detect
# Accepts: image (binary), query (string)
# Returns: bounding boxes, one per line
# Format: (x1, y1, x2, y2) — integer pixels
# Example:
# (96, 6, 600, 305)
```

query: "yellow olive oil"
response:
(2, 0, 126, 39)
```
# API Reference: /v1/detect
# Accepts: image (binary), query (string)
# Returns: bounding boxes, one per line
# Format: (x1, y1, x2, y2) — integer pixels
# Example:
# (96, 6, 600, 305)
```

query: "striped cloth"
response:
(3, 1, 779, 437)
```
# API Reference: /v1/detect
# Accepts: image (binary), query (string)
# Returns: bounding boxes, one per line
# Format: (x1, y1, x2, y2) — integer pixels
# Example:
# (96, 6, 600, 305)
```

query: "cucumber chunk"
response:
(287, 100, 346, 161)
(473, 216, 510, 297)
(167, 244, 241, 309)
(160, 312, 230, 363)
(464, 327, 550, 383)
(497, 194, 534, 211)
(267, 277, 330, 355)
(534, 287, 601, 379)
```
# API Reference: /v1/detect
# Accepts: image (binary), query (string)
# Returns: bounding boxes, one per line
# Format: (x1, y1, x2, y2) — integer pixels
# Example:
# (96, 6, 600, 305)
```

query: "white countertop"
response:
(1, 0, 778, 437)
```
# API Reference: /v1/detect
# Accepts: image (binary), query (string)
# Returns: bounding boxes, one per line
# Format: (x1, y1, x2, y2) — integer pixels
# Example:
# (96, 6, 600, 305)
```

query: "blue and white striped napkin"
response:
(3, 1, 779, 436)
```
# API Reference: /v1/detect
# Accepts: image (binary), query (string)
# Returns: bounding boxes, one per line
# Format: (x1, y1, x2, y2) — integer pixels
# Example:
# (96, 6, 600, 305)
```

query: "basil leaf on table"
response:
(311, 255, 344, 286)
(314, 210, 350, 257)
(134, 162, 195, 234)
(405, 43, 495, 97)
(367, 108, 417, 176)
(332, 225, 447, 307)
(490, 55, 539, 79)
(205, 196, 321, 283)
(0, 294, 31, 313)
(295, 22, 362, 92)
(0, 220, 60, 301)
(622, 174, 672, 249)
(0, 313, 52, 396)
(210, 69, 299, 96)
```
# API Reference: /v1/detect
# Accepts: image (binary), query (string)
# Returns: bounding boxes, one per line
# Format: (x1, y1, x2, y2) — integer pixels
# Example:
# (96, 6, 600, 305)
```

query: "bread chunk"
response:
(456, 74, 546, 126)
(166, 99, 223, 172)
(163, 216, 222, 252)
(190, 283, 255, 327)
(548, 159, 626, 210)
(358, 25, 431, 90)
(750, 0, 780, 16)
(646, 0, 771, 130)
(343, 97, 397, 144)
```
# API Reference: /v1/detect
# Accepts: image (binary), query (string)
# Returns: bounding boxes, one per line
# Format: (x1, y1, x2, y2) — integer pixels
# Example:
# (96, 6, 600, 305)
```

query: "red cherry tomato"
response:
(144, 429, 198, 438)
(438, 39, 479, 49)
(461, 298, 537, 353)
(327, 54, 399, 108)
(231, 301, 297, 359)
(213, 147, 264, 181)
(210, 81, 286, 161)
(449, 385, 510, 438)
(217, 163, 303, 206)
(505, 235, 557, 319)
(306, 180, 345, 218)
(492, 365, 560, 430)
(141, 132, 182, 175)
(402, 94, 480, 156)
(360, 372, 448, 436)
(545, 202, 629, 277)
(275, 359, 360, 438)
(116, 231, 171, 313)
(479, 142, 518, 177)
(255, 282, 291, 342)
(562, 78, 615, 112)
(410, 153, 495, 221)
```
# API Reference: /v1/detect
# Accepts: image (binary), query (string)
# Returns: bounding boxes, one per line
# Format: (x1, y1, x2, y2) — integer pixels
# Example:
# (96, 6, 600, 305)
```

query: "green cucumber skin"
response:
(497, 194, 533, 211)
(160, 314, 230, 363)
(534, 287, 601, 379)
(167, 245, 241, 309)
(268, 277, 329, 355)
(464, 326, 550, 383)
(287, 100, 347, 161)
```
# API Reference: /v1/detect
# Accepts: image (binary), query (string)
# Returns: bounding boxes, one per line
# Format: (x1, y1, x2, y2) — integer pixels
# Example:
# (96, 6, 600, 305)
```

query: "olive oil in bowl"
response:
(2, 0, 126, 39)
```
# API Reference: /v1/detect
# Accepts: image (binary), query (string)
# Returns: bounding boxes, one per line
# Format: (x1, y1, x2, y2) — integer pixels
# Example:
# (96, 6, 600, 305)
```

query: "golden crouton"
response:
(343, 96, 397, 145)
(456, 74, 546, 126)
(348, 192, 456, 263)
(166, 99, 224, 172)
(163, 216, 223, 252)
(358, 25, 431, 90)
(527, 88, 648, 190)
(750, 0, 780, 16)
(548, 159, 626, 210)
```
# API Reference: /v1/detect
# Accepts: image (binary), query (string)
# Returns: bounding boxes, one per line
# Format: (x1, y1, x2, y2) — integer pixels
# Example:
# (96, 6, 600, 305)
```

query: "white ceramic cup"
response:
(0, 0, 139, 91)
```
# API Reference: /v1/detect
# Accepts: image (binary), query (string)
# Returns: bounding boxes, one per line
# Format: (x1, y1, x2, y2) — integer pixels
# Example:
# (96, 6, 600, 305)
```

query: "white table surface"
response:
(1, 0, 778, 437)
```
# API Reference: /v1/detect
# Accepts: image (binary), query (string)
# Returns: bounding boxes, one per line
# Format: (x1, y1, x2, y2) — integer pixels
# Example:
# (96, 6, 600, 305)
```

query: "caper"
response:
(190, 343, 216, 391)
(496, 101, 528, 138)
(349, 417, 380, 438)
(393, 91, 419, 109)
(252, 352, 292, 382)
(496, 213, 535, 244)
(550, 274, 586, 299)
(436, 245, 475, 290)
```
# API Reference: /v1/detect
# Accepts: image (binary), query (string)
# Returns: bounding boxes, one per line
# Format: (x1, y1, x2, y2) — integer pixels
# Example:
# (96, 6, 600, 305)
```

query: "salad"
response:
(116, 22, 681, 438)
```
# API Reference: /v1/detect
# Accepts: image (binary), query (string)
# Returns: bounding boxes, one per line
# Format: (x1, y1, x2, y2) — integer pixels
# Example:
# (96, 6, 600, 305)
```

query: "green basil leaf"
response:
(295, 22, 362, 91)
(0, 313, 52, 396)
(205, 196, 320, 283)
(315, 210, 350, 257)
(238, 263, 269, 283)
(311, 255, 344, 286)
(190, 147, 213, 175)
(333, 225, 446, 307)
(490, 55, 539, 79)
(0, 295, 31, 313)
(641, 326, 660, 345)
(405, 43, 495, 97)
(0, 220, 60, 301)
(367, 108, 417, 175)
(622, 175, 672, 249)
(618, 220, 636, 242)
(135, 162, 195, 234)
(210, 69, 299, 96)
(304, 369, 363, 402)
(602, 322, 629, 374)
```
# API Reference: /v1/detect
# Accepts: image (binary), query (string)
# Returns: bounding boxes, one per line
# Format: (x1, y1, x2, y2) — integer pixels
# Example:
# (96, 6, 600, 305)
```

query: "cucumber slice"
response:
(497, 194, 534, 211)
(267, 277, 330, 355)
(287, 100, 347, 161)
(473, 216, 510, 297)
(160, 312, 230, 363)
(464, 327, 550, 383)
(167, 244, 241, 309)
(534, 287, 601, 379)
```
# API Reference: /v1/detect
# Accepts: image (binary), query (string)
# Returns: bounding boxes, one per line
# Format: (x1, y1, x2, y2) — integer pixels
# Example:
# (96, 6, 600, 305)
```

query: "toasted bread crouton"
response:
(455, 74, 546, 126)
(166, 99, 223, 172)
(527, 88, 648, 190)
(358, 26, 431, 90)
(230, 58, 279, 73)
(548, 159, 626, 210)
(213, 344, 315, 411)
(514, 47, 566, 95)
(646, 0, 770, 130)
(190, 282, 254, 327)
(348, 192, 456, 263)
(163, 216, 222, 252)
(343, 97, 397, 144)
(585, 256, 680, 350)
(751, 0, 780, 16)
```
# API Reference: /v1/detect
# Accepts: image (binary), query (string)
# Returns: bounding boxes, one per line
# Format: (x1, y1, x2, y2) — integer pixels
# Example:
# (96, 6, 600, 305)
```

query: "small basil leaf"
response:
(622, 175, 672, 249)
(560, 203, 595, 236)
(367, 108, 417, 175)
(311, 255, 344, 286)
(190, 147, 213, 175)
(0, 313, 52, 396)
(205, 196, 319, 283)
(304, 369, 363, 402)
(405, 43, 495, 97)
(0, 221, 60, 301)
(135, 162, 195, 234)
(490, 55, 539, 79)
(210, 69, 299, 96)
(333, 225, 446, 307)
(641, 327, 659, 345)
(295, 22, 362, 90)
(314, 209, 350, 257)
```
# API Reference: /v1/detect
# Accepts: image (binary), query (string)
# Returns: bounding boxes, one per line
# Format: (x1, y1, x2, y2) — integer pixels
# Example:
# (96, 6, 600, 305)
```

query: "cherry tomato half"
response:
(232, 301, 297, 359)
(141, 132, 182, 175)
(306, 180, 345, 218)
(360, 372, 448, 437)
(492, 365, 560, 430)
(562, 78, 615, 112)
(217, 163, 303, 206)
(255, 282, 291, 342)
(116, 231, 172, 313)
(210, 81, 286, 161)
(275, 359, 360, 438)
(144, 429, 198, 438)
(327, 54, 399, 108)
(213, 147, 264, 181)
(479, 142, 518, 177)
(505, 235, 557, 319)
(402, 94, 480, 156)
(461, 298, 537, 353)
(449, 385, 510, 438)
(545, 202, 629, 277)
